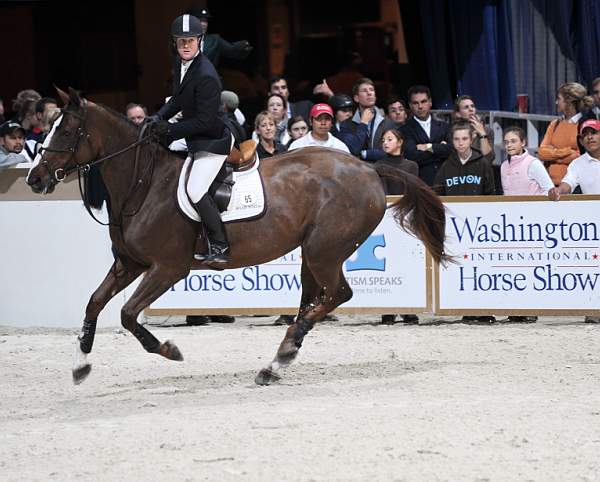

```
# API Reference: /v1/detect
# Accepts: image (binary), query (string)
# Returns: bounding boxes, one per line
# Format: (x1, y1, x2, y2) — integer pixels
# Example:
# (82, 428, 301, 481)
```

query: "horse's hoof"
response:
(255, 368, 281, 386)
(160, 340, 184, 361)
(72, 364, 92, 385)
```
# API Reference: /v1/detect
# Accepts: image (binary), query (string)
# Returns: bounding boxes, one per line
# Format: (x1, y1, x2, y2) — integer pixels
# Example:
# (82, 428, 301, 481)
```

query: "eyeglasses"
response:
(594, 90, 600, 95)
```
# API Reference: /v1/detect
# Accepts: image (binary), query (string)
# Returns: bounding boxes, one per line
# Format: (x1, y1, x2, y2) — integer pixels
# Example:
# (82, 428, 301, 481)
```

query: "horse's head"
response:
(26, 87, 97, 194)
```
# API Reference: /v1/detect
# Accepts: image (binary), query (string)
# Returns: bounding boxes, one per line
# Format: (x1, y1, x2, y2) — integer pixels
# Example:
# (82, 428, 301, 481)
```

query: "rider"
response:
(151, 14, 232, 263)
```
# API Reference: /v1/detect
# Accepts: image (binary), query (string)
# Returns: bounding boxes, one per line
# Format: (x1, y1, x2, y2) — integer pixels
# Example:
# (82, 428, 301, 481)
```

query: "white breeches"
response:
(186, 151, 228, 203)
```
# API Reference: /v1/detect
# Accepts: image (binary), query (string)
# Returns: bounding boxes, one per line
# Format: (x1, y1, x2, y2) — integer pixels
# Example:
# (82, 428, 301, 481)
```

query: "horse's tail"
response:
(373, 163, 451, 266)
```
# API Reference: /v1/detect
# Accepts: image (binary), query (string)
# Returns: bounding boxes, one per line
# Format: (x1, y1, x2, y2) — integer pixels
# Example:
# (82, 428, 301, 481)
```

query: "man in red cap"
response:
(287, 103, 350, 153)
(548, 119, 600, 200)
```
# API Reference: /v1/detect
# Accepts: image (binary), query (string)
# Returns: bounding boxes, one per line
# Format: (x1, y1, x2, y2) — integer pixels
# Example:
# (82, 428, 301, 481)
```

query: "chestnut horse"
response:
(27, 88, 448, 385)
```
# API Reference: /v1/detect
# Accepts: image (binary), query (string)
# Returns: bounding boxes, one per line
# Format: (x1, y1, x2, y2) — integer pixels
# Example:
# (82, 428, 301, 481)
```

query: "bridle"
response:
(37, 101, 91, 184)
(38, 99, 154, 184)
(37, 99, 157, 226)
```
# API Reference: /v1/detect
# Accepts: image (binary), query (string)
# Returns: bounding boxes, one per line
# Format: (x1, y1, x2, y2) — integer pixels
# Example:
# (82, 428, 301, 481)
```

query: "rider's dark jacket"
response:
(157, 52, 230, 155)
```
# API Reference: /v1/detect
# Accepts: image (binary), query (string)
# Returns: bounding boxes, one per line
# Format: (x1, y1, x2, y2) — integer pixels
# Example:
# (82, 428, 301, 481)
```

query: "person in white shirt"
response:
(0, 122, 31, 170)
(549, 119, 600, 198)
(288, 103, 350, 153)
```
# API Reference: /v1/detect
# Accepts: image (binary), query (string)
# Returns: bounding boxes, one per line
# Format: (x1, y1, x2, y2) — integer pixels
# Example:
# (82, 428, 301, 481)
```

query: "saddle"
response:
(210, 140, 258, 212)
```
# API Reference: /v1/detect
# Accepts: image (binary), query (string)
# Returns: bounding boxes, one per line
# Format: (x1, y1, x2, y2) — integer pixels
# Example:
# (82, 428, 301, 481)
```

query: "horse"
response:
(26, 87, 448, 385)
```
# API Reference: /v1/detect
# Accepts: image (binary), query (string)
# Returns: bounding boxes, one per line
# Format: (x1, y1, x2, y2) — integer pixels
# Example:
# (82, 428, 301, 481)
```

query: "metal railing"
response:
(432, 109, 558, 165)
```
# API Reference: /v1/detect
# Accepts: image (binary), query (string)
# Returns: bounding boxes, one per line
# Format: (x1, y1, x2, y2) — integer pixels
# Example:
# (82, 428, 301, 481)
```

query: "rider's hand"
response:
(152, 121, 170, 137)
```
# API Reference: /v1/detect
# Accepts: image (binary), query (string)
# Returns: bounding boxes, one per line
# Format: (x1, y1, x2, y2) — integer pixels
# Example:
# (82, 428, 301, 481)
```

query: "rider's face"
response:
(176, 36, 199, 61)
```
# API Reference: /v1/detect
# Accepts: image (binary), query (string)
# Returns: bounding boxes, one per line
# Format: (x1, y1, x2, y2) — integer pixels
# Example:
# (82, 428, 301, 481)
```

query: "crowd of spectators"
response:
(3, 14, 599, 325)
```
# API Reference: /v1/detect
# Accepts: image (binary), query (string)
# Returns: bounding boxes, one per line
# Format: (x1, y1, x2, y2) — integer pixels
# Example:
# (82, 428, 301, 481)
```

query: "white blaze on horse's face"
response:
(26, 113, 64, 183)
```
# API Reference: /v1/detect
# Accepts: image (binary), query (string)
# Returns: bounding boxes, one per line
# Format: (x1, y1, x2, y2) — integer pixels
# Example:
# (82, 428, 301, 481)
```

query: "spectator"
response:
(500, 126, 553, 324)
(269, 76, 313, 121)
(402, 85, 451, 186)
(11, 89, 41, 124)
(288, 103, 350, 153)
(548, 119, 600, 323)
(375, 128, 419, 193)
(220, 91, 246, 143)
(125, 103, 147, 124)
(502, 126, 553, 195)
(580, 76, 600, 122)
(538, 82, 592, 185)
(254, 111, 287, 159)
(435, 122, 495, 323)
(375, 127, 419, 326)
(340, 77, 396, 162)
(433, 122, 495, 196)
(191, 7, 253, 70)
(453, 95, 494, 164)
(0, 98, 5, 123)
(384, 96, 409, 126)
(328, 94, 354, 142)
(29, 97, 59, 141)
(265, 93, 290, 145)
(0, 121, 31, 170)
(20, 98, 41, 140)
(286, 115, 308, 147)
(548, 119, 600, 198)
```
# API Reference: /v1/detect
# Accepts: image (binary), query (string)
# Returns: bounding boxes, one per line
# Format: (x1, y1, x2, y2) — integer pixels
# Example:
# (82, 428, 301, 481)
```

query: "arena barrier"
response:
(2, 165, 599, 327)
(0, 167, 135, 328)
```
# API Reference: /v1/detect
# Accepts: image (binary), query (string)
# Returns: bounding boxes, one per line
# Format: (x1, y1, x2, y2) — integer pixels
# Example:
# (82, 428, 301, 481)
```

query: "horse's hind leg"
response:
(73, 259, 144, 384)
(255, 256, 352, 385)
(119, 264, 188, 362)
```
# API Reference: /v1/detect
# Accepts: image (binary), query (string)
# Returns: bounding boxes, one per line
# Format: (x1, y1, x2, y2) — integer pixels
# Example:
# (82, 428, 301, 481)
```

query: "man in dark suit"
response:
(339, 78, 396, 162)
(402, 85, 451, 186)
(152, 14, 232, 263)
(269, 76, 313, 122)
(192, 7, 253, 70)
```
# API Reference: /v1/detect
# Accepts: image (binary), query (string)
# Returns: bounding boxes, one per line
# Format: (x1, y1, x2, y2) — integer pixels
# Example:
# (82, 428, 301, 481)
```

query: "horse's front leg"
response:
(119, 264, 188, 362)
(73, 259, 144, 384)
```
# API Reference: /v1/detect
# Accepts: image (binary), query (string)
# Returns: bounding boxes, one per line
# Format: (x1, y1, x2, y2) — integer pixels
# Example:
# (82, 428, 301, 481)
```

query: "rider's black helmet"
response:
(171, 14, 204, 38)
(329, 94, 354, 112)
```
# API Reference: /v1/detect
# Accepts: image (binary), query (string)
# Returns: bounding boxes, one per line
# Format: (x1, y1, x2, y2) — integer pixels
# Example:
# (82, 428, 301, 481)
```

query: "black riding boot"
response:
(193, 193, 229, 263)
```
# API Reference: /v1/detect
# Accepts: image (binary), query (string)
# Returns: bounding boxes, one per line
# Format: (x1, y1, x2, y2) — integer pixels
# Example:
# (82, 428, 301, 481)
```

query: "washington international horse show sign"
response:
(436, 197, 600, 316)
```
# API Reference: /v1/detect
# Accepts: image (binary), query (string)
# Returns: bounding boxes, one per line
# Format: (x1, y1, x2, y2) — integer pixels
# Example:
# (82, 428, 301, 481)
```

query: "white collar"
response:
(583, 151, 600, 162)
(415, 115, 431, 125)
(568, 112, 582, 123)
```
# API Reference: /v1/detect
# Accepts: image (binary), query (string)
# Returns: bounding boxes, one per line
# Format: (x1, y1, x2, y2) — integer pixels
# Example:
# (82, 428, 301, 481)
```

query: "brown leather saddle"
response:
(209, 140, 258, 212)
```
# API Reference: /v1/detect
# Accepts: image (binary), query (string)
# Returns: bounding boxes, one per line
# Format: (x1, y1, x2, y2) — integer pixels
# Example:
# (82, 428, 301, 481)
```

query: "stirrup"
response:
(194, 244, 229, 263)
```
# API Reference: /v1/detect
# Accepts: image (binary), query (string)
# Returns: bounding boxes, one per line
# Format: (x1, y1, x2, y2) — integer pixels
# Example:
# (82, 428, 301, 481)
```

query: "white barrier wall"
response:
(0, 201, 133, 327)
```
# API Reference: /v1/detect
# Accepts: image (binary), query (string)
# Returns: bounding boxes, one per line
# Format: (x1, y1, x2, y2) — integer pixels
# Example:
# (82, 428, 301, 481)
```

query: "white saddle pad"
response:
(177, 158, 266, 223)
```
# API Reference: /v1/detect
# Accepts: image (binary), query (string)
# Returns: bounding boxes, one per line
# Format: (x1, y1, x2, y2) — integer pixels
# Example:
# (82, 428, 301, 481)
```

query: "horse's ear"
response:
(55, 85, 69, 106)
(68, 87, 82, 107)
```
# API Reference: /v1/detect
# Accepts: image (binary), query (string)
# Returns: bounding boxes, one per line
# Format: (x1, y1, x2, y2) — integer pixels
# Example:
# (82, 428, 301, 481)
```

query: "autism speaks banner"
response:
(148, 206, 430, 314)
(436, 197, 600, 315)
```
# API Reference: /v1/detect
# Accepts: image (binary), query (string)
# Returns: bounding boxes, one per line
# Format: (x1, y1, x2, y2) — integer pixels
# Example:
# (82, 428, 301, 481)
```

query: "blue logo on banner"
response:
(345, 234, 386, 272)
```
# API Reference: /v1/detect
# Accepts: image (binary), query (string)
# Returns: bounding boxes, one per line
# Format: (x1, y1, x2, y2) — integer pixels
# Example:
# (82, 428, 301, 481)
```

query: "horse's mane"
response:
(96, 103, 141, 134)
